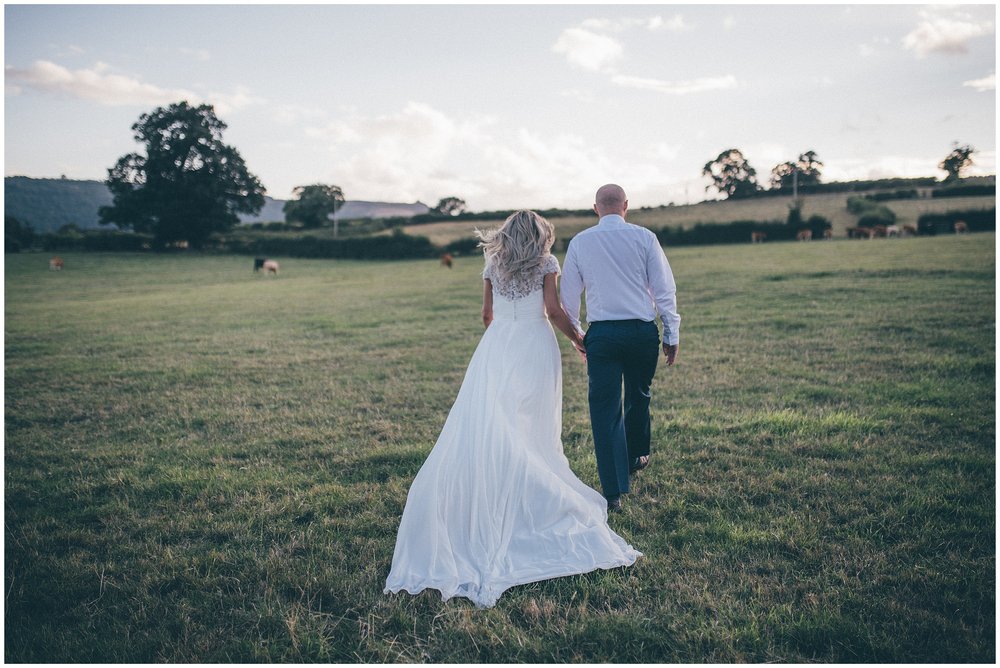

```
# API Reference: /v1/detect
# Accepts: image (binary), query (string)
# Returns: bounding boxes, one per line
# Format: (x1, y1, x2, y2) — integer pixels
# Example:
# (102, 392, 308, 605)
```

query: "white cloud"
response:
(5, 59, 198, 106)
(822, 155, 942, 181)
(858, 43, 877, 58)
(580, 15, 689, 33)
(4, 59, 262, 114)
(962, 72, 995, 91)
(208, 86, 265, 115)
(551, 27, 623, 73)
(652, 15, 693, 32)
(611, 73, 737, 95)
(902, 8, 994, 56)
(553, 17, 734, 96)
(302, 101, 682, 209)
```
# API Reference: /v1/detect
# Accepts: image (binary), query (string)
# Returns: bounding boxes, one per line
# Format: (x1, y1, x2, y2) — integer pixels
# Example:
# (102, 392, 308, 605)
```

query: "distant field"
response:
(4, 235, 995, 662)
(395, 193, 995, 246)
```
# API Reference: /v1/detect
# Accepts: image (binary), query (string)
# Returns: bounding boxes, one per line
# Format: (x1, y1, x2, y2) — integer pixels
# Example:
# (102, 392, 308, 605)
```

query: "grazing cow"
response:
(902, 224, 918, 237)
(849, 226, 874, 239)
(262, 260, 279, 275)
(886, 225, 900, 237)
(872, 225, 888, 238)
(796, 229, 812, 241)
(440, 253, 453, 269)
(954, 221, 968, 234)
(49, 256, 64, 271)
(751, 231, 767, 243)
(823, 227, 833, 240)
(253, 257, 266, 272)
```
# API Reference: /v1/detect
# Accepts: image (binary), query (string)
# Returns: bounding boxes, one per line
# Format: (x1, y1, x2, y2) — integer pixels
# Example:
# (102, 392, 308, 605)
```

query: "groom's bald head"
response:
(594, 184, 628, 217)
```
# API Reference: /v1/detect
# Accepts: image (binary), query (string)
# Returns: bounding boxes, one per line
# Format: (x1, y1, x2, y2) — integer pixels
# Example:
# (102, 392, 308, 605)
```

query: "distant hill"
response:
(4, 177, 114, 233)
(332, 200, 430, 220)
(3, 176, 434, 232)
(3, 176, 289, 233)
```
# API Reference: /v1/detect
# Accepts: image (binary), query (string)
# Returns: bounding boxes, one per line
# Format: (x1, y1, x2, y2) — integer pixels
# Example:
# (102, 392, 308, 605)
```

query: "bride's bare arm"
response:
(482, 279, 494, 328)
(543, 273, 585, 354)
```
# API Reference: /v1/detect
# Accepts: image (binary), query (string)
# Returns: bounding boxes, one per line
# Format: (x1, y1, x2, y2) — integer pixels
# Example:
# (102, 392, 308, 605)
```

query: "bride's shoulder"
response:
(540, 253, 560, 275)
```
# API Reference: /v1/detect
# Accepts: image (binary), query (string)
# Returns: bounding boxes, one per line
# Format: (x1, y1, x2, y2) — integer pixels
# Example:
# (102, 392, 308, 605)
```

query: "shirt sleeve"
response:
(645, 233, 681, 345)
(559, 242, 585, 334)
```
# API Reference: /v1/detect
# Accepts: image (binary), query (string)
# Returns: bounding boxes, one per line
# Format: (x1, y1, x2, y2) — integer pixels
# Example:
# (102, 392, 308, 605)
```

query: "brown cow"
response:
(954, 221, 968, 234)
(751, 231, 767, 243)
(440, 253, 454, 268)
(823, 228, 833, 240)
(49, 256, 64, 271)
(872, 225, 888, 238)
(796, 229, 812, 241)
(848, 226, 874, 239)
(902, 224, 918, 236)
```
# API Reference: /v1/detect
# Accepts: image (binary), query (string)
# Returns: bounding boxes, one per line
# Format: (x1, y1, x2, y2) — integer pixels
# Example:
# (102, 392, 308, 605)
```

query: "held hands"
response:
(571, 330, 587, 361)
(663, 342, 678, 366)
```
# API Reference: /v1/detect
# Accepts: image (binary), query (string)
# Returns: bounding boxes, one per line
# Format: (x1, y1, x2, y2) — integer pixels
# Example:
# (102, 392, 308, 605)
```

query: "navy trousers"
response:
(584, 319, 660, 500)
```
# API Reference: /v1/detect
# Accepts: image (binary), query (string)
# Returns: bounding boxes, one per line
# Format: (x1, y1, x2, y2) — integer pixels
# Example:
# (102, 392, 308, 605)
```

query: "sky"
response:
(3, 2, 997, 210)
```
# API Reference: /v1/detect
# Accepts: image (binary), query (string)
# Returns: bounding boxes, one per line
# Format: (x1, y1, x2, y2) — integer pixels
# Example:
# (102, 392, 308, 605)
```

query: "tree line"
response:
(701, 144, 976, 201)
(92, 101, 984, 248)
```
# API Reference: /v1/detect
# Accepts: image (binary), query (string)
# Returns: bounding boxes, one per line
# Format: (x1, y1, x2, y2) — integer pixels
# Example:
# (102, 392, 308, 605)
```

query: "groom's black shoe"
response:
(629, 455, 650, 474)
(607, 496, 622, 512)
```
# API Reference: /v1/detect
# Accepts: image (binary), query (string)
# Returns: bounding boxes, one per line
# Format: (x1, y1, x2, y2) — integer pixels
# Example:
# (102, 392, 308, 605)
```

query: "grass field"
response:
(393, 193, 995, 246)
(4, 234, 995, 662)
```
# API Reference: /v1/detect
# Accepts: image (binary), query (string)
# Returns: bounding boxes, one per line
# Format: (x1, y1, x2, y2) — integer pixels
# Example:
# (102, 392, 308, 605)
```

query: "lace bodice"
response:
(483, 254, 560, 301)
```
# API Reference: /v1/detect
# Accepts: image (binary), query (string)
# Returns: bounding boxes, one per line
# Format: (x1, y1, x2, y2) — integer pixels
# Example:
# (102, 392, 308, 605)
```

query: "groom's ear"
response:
(593, 204, 599, 216)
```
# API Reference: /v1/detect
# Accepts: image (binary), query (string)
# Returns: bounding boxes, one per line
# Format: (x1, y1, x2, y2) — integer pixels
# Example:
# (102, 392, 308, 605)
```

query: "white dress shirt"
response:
(560, 214, 681, 345)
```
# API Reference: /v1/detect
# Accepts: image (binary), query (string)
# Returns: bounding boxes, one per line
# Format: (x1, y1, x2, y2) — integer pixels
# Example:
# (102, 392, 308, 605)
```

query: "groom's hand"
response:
(572, 334, 587, 361)
(663, 342, 678, 366)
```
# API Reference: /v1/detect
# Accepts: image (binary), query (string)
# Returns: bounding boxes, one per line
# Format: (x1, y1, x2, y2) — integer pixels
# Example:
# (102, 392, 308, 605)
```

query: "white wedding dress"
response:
(384, 254, 641, 608)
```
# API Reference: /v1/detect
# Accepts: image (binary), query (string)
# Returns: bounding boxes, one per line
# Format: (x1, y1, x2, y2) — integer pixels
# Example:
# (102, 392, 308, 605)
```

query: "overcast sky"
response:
(4, 3, 996, 210)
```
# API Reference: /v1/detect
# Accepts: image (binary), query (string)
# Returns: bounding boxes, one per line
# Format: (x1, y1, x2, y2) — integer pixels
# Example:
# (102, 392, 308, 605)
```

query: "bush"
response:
(864, 189, 920, 202)
(655, 220, 792, 246)
(756, 177, 937, 199)
(442, 237, 481, 256)
(917, 208, 995, 235)
(40, 230, 152, 252)
(217, 229, 438, 260)
(931, 184, 996, 198)
(847, 196, 896, 225)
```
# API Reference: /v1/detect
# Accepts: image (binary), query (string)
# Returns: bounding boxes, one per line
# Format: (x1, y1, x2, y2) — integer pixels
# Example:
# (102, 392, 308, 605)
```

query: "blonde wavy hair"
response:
(476, 210, 555, 280)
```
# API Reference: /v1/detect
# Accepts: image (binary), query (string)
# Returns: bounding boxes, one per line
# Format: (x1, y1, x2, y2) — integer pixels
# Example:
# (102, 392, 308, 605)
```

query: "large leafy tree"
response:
(770, 150, 824, 190)
(99, 101, 265, 248)
(938, 143, 974, 182)
(434, 196, 467, 216)
(283, 184, 345, 228)
(702, 148, 759, 199)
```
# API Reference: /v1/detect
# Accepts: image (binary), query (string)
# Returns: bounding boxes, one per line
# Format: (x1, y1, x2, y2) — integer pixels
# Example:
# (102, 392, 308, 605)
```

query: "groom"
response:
(560, 184, 680, 512)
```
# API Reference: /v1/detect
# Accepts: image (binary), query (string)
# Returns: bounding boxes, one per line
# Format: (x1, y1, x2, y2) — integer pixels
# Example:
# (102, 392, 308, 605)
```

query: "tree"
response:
(770, 150, 824, 190)
(99, 101, 265, 248)
(434, 196, 467, 216)
(938, 143, 974, 182)
(283, 184, 345, 228)
(5, 216, 35, 253)
(702, 149, 760, 199)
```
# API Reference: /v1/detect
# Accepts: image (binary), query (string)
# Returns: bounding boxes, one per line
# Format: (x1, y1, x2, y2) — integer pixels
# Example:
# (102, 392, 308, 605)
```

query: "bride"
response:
(384, 210, 641, 608)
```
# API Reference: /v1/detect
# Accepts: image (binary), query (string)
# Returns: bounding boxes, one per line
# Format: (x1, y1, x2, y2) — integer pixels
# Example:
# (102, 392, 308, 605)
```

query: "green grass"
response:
(4, 235, 995, 662)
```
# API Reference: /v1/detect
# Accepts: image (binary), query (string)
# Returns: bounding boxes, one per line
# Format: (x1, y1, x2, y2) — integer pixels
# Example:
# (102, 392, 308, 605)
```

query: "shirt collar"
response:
(598, 214, 626, 226)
